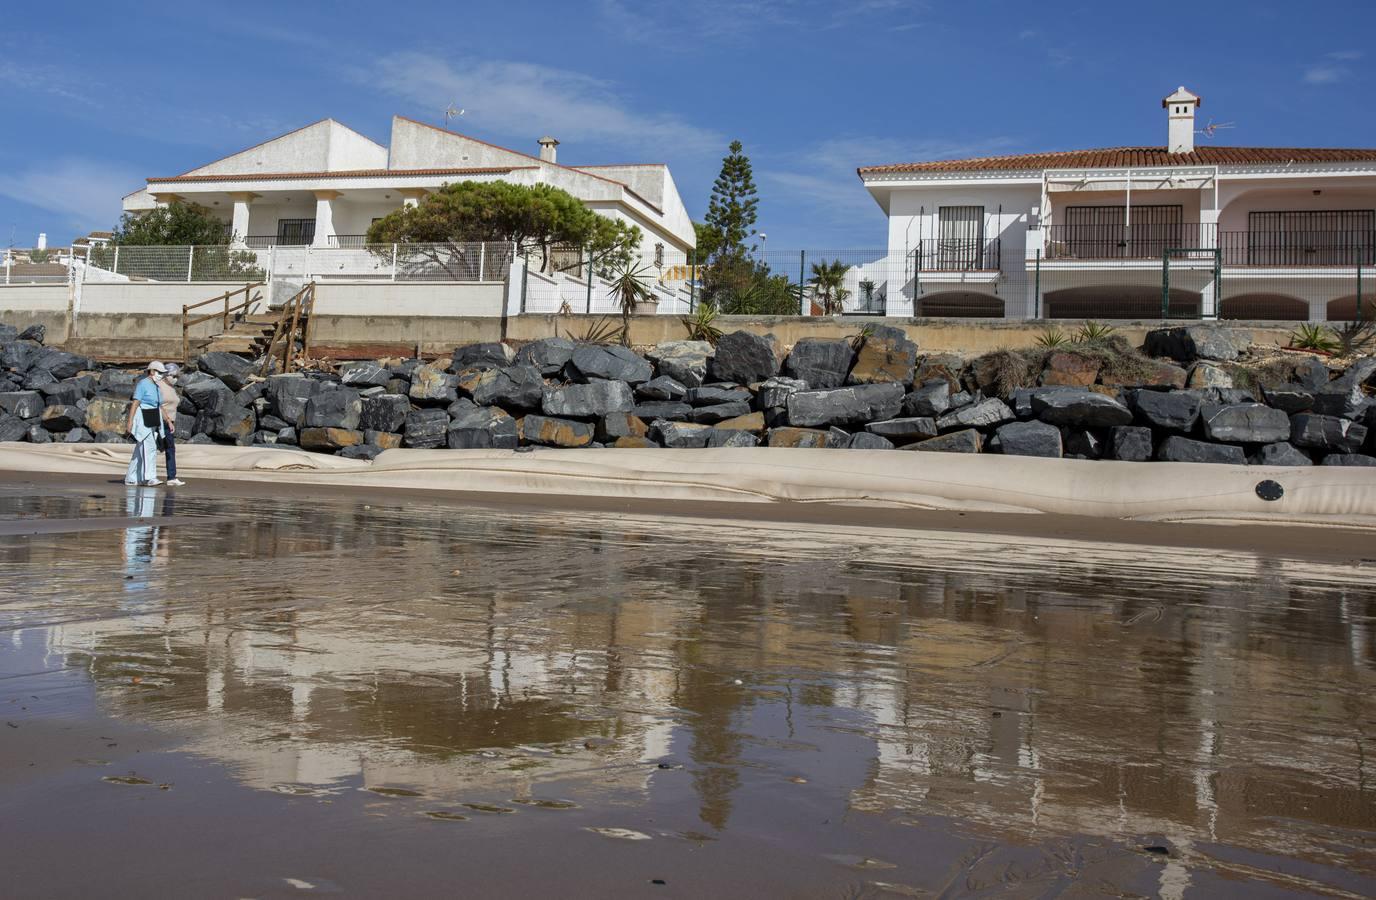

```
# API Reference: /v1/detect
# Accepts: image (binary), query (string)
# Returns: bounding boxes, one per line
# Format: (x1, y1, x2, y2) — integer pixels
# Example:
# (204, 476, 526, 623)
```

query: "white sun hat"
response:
(147, 360, 167, 373)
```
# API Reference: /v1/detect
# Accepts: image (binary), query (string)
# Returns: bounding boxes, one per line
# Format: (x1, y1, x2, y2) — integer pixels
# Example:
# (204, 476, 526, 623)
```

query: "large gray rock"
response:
(847, 432, 894, 450)
(937, 397, 1015, 431)
(1156, 436, 1246, 465)
(650, 420, 713, 448)
(202, 406, 256, 445)
(23, 421, 50, 443)
(568, 343, 653, 384)
(360, 393, 410, 433)
(1293, 357, 1332, 391)
(0, 391, 44, 419)
(1251, 442, 1312, 466)
(519, 414, 595, 447)
(542, 380, 635, 418)
(646, 341, 713, 388)
(514, 337, 576, 375)
(196, 351, 257, 391)
(596, 412, 648, 442)
(901, 429, 982, 454)
(1109, 426, 1153, 462)
(303, 389, 362, 430)
(1312, 383, 1368, 420)
(635, 375, 687, 401)
(338, 361, 391, 388)
(903, 380, 951, 418)
(756, 376, 807, 409)
(690, 402, 752, 424)
(1321, 453, 1376, 467)
(451, 342, 513, 372)
(403, 408, 449, 448)
(764, 426, 842, 448)
(447, 406, 518, 449)
(1186, 363, 1234, 389)
(409, 364, 459, 405)
(1011, 385, 1082, 419)
(1133, 390, 1201, 431)
(1032, 391, 1132, 428)
(32, 348, 92, 379)
(1290, 414, 1368, 453)
(0, 340, 40, 373)
(63, 427, 93, 443)
(266, 374, 321, 419)
(1198, 403, 1291, 444)
(632, 401, 692, 421)
(97, 370, 139, 399)
(784, 338, 856, 390)
(1261, 383, 1315, 414)
(0, 324, 17, 343)
(1329, 356, 1376, 391)
(470, 364, 545, 409)
(787, 383, 904, 428)
(299, 427, 364, 452)
(864, 417, 937, 444)
(0, 413, 27, 442)
(706, 429, 760, 448)
(39, 375, 95, 406)
(1145, 326, 1251, 362)
(1062, 428, 1104, 460)
(706, 331, 779, 385)
(687, 385, 752, 406)
(996, 420, 1062, 457)
(181, 374, 235, 416)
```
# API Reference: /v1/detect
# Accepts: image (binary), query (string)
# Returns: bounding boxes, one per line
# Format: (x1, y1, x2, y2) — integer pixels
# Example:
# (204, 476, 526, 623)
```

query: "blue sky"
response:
(2, 0, 1373, 250)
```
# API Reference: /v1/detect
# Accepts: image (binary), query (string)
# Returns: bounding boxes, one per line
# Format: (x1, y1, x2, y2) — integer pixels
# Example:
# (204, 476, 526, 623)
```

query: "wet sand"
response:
(1, 476, 1373, 898)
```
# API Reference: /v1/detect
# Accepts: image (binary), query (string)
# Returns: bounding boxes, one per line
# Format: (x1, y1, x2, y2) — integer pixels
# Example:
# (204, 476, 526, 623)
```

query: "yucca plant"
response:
(563, 315, 626, 345)
(1034, 327, 1069, 349)
(1332, 320, 1376, 356)
(607, 261, 655, 347)
(1289, 323, 1339, 353)
(681, 303, 723, 345)
(1076, 321, 1116, 342)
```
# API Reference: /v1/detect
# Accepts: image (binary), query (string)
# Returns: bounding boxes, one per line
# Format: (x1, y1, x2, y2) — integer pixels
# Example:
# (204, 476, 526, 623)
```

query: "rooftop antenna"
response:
(443, 102, 465, 125)
(1196, 119, 1235, 140)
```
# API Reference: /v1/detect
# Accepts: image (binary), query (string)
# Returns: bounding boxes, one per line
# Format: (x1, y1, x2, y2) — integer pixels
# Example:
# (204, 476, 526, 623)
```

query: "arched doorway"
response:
(915, 291, 1004, 318)
(1327, 295, 1376, 322)
(1043, 285, 1201, 320)
(1218, 293, 1307, 321)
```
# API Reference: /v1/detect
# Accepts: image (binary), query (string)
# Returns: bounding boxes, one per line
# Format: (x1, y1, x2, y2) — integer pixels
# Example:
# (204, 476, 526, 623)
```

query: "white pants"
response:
(125, 427, 159, 485)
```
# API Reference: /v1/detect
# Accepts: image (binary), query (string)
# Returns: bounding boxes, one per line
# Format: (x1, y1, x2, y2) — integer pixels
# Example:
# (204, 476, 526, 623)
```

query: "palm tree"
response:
(608, 261, 655, 346)
(808, 259, 852, 315)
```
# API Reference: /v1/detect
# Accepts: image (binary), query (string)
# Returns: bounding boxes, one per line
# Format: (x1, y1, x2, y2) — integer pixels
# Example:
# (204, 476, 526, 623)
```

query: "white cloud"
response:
(1328, 50, 1362, 61)
(361, 52, 722, 159)
(596, 0, 927, 40)
(1303, 50, 1362, 84)
(0, 158, 143, 234)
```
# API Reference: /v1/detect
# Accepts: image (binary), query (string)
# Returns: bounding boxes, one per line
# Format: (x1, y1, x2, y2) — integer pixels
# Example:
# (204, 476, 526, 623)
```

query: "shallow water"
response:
(0, 481, 1373, 898)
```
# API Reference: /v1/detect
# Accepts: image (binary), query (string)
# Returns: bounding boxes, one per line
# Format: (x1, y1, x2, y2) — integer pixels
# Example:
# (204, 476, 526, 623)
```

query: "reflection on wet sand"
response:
(1, 483, 1373, 897)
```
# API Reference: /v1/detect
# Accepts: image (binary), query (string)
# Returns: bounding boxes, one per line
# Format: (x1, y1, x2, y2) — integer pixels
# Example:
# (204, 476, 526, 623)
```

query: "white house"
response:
(122, 117, 695, 258)
(857, 87, 1376, 321)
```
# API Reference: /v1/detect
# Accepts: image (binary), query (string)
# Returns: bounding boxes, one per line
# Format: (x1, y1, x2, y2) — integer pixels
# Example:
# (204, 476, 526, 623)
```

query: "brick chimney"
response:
(1162, 86, 1201, 154)
(538, 136, 559, 163)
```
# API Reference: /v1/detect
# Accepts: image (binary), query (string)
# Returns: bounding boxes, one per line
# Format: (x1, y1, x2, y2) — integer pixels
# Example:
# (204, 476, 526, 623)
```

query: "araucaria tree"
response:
(698, 140, 789, 310)
(367, 181, 640, 274)
(703, 140, 759, 260)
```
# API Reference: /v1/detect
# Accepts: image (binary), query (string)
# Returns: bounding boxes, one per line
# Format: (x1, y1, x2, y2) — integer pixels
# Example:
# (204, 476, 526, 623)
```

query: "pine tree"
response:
(704, 140, 758, 261)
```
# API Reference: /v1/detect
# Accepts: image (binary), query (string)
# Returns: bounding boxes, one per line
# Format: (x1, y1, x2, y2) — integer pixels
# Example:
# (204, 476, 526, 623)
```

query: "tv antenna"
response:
(444, 102, 465, 124)
(1196, 119, 1235, 139)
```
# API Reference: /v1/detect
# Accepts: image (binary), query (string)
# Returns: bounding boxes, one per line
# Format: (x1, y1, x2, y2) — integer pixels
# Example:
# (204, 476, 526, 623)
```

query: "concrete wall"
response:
(313, 282, 506, 317)
(1217, 185, 1376, 231)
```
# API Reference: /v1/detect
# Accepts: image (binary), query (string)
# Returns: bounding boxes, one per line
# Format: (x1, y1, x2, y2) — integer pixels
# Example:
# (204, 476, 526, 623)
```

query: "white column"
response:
(1307, 297, 1328, 323)
(312, 190, 340, 248)
(229, 192, 257, 247)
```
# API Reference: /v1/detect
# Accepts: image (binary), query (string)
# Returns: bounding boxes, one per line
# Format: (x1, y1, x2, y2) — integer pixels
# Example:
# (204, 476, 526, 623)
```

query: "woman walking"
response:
(125, 361, 166, 487)
(159, 363, 185, 486)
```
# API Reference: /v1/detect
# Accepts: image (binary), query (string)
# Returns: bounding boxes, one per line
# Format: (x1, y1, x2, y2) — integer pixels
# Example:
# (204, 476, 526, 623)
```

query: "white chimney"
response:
(36, 232, 47, 251)
(537, 136, 559, 164)
(1162, 86, 1201, 154)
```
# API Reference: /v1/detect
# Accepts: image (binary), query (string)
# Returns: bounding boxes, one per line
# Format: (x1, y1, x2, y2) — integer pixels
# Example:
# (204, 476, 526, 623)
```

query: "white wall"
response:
(186, 120, 386, 177)
(0, 285, 69, 310)
(1218, 185, 1376, 231)
(885, 185, 1040, 263)
(311, 282, 506, 317)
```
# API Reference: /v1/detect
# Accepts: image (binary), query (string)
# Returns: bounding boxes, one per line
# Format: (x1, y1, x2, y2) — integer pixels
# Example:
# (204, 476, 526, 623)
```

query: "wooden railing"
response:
(181, 282, 263, 363)
(259, 281, 317, 375)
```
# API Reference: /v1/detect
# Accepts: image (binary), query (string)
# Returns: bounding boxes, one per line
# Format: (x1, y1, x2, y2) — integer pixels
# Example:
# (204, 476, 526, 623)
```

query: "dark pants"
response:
(164, 429, 177, 480)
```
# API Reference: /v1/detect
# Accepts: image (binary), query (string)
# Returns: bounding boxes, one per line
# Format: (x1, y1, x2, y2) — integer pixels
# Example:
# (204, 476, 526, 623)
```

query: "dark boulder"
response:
(182, 374, 236, 416)
(40, 404, 84, 431)
(403, 409, 449, 448)
(520, 414, 595, 447)
(339, 361, 391, 388)
(17, 324, 44, 343)
(0, 391, 44, 419)
(1321, 453, 1376, 466)
(39, 375, 95, 406)
(302, 389, 362, 430)
(568, 343, 653, 384)
(847, 325, 917, 386)
(1329, 356, 1376, 391)
(0, 414, 27, 442)
(1032, 391, 1132, 428)
(1290, 414, 1368, 453)
(635, 375, 687, 401)
(1312, 383, 1368, 420)
(24, 422, 50, 443)
(901, 429, 982, 454)
(1198, 402, 1291, 444)
(847, 431, 894, 450)
(514, 337, 576, 375)
(0, 340, 40, 373)
(690, 402, 752, 424)
(1293, 357, 1332, 391)
(706, 429, 761, 448)
(784, 338, 856, 389)
(63, 427, 93, 443)
(937, 397, 1015, 431)
(765, 426, 840, 448)
(451, 342, 513, 372)
(543, 380, 635, 418)
(787, 383, 904, 428)
(651, 420, 713, 448)
(864, 417, 937, 444)
(338, 443, 383, 460)
(903, 380, 951, 418)
(1133, 390, 1201, 431)
(1109, 426, 1153, 462)
(1261, 383, 1315, 415)
(197, 351, 256, 391)
(32, 348, 91, 379)
(470, 364, 545, 409)
(360, 394, 411, 434)
(1062, 428, 1104, 460)
(1156, 436, 1245, 465)
(1144, 325, 1251, 362)
(706, 331, 779, 385)
(200, 406, 256, 445)
(647, 341, 713, 387)
(447, 406, 519, 449)
(1250, 442, 1312, 466)
(995, 420, 1062, 457)
(756, 376, 806, 409)
(632, 401, 692, 421)
(595, 412, 648, 442)
(409, 364, 459, 405)
(687, 385, 752, 406)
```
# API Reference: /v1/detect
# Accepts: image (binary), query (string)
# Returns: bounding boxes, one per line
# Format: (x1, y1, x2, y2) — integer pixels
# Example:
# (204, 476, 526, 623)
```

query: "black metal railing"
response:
(1045, 223, 1209, 260)
(1217, 230, 1376, 267)
(913, 237, 1001, 272)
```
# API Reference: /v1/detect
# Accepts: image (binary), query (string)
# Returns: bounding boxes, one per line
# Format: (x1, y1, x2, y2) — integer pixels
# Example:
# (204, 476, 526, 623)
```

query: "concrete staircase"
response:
(200, 311, 283, 356)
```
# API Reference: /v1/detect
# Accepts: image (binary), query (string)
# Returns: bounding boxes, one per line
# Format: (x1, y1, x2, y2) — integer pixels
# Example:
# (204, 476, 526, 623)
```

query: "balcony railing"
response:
(914, 237, 1001, 272)
(240, 234, 370, 249)
(1046, 224, 1376, 266)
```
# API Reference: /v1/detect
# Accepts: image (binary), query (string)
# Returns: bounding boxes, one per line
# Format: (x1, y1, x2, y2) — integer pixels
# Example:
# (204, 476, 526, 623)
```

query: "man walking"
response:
(159, 363, 185, 486)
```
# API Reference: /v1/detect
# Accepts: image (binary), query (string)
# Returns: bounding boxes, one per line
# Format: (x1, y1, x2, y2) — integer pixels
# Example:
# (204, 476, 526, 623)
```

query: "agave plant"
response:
(607, 262, 655, 346)
(1332, 320, 1376, 356)
(681, 303, 723, 345)
(1075, 320, 1116, 342)
(563, 315, 626, 345)
(1034, 327, 1069, 349)
(1289, 323, 1339, 353)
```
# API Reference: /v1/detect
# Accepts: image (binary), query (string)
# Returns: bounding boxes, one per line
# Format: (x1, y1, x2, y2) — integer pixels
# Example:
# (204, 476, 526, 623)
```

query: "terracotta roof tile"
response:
(857, 146, 1376, 176)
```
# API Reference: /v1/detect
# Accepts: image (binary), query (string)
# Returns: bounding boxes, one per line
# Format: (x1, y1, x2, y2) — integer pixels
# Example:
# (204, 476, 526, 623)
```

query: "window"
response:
(936, 206, 984, 269)
(1062, 205, 1183, 258)
(276, 218, 316, 246)
(1247, 210, 1376, 265)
